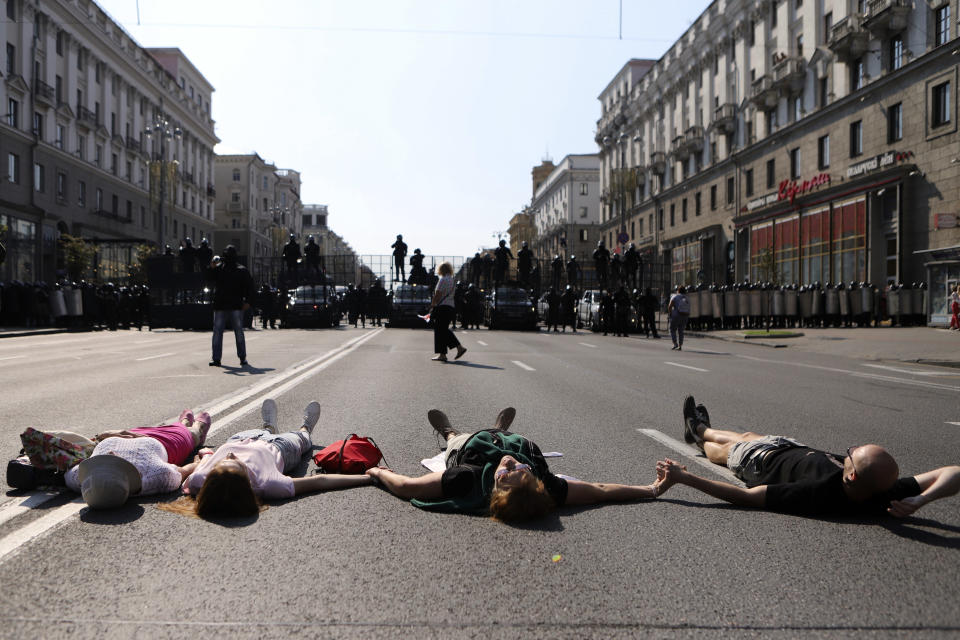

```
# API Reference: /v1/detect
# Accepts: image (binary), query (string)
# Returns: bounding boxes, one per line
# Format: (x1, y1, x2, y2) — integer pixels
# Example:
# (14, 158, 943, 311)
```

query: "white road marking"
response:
(861, 363, 959, 377)
(0, 501, 85, 563)
(0, 493, 62, 527)
(0, 355, 26, 361)
(0, 328, 386, 565)
(476, 340, 488, 346)
(664, 361, 710, 372)
(946, 421, 960, 426)
(637, 429, 744, 485)
(579, 342, 597, 348)
(512, 360, 536, 371)
(135, 352, 175, 362)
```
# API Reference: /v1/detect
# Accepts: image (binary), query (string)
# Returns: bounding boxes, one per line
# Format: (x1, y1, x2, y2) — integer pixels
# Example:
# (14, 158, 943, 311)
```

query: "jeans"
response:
(228, 428, 312, 472)
(212, 309, 246, 362)
(669, 313, 688, 347)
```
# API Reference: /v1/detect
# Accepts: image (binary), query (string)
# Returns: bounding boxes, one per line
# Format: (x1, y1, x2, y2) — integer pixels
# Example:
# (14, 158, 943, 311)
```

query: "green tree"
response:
(60, 234, 96, 282)
(756, 247, 781, 286)
(127, 243, 158, 285)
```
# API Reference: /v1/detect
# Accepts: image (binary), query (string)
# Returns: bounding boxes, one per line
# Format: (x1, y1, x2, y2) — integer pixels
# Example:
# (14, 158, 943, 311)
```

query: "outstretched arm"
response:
(657, 459, 766, 508)
(565, 479, 660, 505)
(291, 473, 374, 496)
(365, 468, 444, 500)
(888, 465, 960, 517)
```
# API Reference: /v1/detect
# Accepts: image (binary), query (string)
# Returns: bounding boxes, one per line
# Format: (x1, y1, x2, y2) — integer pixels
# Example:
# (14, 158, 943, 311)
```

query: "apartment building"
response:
(1, 0, 217, 282)
(596, 0, 959, 316)
(529, 154, 601, 263)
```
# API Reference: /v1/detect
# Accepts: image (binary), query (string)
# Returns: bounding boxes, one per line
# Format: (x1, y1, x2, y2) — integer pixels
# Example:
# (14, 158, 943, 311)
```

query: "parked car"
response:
(388, 283, 433, 327)
(282, 285, 339, 328)
(484, 286, 538, 330)
(577, 289, 601, 331)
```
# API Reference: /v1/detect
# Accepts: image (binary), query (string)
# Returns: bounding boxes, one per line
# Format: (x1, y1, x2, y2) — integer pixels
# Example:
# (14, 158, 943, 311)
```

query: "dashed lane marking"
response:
(664, 361, 710, 372)
(476, 340, 488, 346)
(0, 355, 26, 361)
(947, 422, 960, 426)
(0, 501, 85, 563)
(637, 428, 743, 485)
(579, 342, 597, 348)
(135, 352, 175, 362)
(861, 363, 959, 377)
(512, 360, 536, 371)
(0, 493, 62, 528)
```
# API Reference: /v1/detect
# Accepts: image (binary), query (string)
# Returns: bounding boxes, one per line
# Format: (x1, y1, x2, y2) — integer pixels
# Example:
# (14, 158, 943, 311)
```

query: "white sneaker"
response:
(301, 401, 321, 435)
(261, 398, 278, 434)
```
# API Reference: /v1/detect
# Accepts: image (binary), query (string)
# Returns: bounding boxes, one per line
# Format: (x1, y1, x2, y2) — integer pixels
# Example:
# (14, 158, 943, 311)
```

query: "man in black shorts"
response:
(655, 395, 960, 517)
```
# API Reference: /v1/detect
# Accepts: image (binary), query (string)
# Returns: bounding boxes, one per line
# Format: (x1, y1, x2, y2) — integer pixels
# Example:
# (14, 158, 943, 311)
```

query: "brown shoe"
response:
(494, 407, 516, 431)
(427, 409, 458, 439)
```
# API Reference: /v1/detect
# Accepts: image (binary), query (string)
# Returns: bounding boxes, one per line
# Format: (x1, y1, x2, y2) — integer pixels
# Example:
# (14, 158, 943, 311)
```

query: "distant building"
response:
(508, 209, 536, 255)
(529, 154, 601, 263)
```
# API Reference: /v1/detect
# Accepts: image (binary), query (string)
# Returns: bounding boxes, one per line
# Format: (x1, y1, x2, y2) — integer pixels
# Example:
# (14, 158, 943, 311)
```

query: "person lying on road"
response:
(366, 407, 668, 523)
(656, 395, 960, 517)
(161, 399, 372, 519)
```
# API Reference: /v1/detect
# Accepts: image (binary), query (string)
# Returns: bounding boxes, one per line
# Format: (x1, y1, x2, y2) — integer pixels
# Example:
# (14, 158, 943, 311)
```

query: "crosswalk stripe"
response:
(636, 429, 743, 485)
(664, 361, 709, 372)
(512, 360, 535, 371)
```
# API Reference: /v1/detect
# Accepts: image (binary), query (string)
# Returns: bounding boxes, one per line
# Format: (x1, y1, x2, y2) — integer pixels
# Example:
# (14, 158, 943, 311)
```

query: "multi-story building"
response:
(213, 154, 302, 272)
(507, 209, 536, 255)
(596, 0, 959, 318)
(1, 0, 217, 282)
(529, 154, 601, 263)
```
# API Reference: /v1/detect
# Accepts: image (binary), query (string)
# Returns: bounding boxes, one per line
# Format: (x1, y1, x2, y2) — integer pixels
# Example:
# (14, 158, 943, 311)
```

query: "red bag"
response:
(312, 434, 385, 474)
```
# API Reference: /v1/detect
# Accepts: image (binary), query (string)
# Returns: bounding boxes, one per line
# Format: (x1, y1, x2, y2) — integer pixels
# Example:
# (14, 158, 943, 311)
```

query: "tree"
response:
(756, 247, 781, 286)
(127, 244, 158, 285)
(60, 234, 96, 282)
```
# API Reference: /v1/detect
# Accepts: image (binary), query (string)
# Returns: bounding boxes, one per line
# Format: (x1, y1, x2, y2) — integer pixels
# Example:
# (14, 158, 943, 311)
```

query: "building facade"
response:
(595, 0, 959, 317)
(529, 153, 601, 263)
(1, 0, 218, 283)
(507, 209, 536, 255)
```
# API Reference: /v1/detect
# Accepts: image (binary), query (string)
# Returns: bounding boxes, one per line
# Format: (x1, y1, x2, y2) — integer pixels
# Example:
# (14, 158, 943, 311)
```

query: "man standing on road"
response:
(206, 245, 255, 367)
(658, 395, 960, 518)
(667, 286, 690, 350)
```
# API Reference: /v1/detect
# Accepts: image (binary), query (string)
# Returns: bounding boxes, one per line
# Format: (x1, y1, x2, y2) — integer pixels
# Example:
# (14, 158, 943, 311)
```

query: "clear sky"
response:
(96, 0, 708, 257)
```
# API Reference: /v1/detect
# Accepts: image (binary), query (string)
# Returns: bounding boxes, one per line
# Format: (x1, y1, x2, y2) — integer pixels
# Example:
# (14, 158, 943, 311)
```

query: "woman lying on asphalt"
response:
(366, 408, 670, 523)
(65, 409, 213, 509)
(160, 399, 372, 519)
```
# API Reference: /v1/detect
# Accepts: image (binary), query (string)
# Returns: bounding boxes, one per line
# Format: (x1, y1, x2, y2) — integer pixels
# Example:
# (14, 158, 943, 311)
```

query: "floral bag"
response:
(20, 428, 96, 472)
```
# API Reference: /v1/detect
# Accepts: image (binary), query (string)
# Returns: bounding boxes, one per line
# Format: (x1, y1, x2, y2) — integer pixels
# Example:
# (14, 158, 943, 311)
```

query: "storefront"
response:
(0, 212, 38, 283)
(916, 244, 960, 327)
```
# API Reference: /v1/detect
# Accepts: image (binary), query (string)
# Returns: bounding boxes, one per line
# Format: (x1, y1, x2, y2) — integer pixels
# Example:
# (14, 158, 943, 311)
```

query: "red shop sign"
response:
(778, 173, 831, 204)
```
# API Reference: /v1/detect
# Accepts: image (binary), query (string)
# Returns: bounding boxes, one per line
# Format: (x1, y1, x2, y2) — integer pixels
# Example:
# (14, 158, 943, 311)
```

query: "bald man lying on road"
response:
(655, 396, 960, 517)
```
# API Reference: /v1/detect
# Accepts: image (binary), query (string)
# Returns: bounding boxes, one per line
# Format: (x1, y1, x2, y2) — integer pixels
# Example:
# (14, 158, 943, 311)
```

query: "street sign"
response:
(935, 214, 957, 229)
(617, 232, 629, 244)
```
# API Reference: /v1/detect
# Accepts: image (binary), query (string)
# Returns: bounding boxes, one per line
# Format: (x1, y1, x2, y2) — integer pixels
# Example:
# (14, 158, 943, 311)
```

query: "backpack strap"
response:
(337, 433, 359, 474)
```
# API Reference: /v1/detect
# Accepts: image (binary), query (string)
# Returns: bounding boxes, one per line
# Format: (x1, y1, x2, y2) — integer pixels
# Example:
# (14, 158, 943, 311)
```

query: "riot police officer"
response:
(391, 234, 408, 283)
(593, 241, 610, 290)
(493, 239, 513, 287)
(304, 235, 323, 278)
(470, 252, 483, 288)
(409, 248, 426, 284)
(551, 254, 563, 291)
(614, 285, 631, 337)
(517, 241, 533, 287)
(565, 255, 581, 292)
(179, 238, 197, 273)
(195, 238, 213, 270)
(545, 287, 560, 332)
(640, 287, 660, 339)
(598, 289, 614, 336)
(560, 285, 577, 333)
(624, 243, 640, 289)
(282, 234, 301, 283)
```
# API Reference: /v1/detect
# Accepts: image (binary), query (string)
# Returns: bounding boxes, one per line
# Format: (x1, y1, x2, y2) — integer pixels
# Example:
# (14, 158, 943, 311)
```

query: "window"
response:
(56, 30, 64, 56)
(77, 135, 85, 160)
(793, 94, 803, 122)
(7, 98, 18, 127)
(33, 111, 42, 137)
(55, 75, 62, 103)
(789, 147, 800, 179)
(231, 191, 240, 203)
(580, 229, 589, 242)
(95, 188, 103, 210)
(796, 0, 802, 6)
(935, 4, 951, 46)
(56, 172, 66, 199)
(95, 145, 102, 167)
(95, 62, 101, 84)
(932, 81, 951, 127)
(819, 76, 829, 108)
(889, 36, 903, 71)
(33, 163, 45, 192)
(695, 192, 702, 216)
(232, 168, 241, 182)
(823, 12, 832, 44)
(5, 43, 14, 76)
(111, 195, 118, 215)
(749, 20, 756, 46)
(111, 153, 118, 175)
(766, 158, 776, 189)
(55, 124, 64, 149)
(710, 185, 718, 210)
(110, 112, 116, 136)
(78, 181, 86, 206)
(849, 121, 863, 157)
(141, 206, 147, 228)
(580, 206, 588, 218)
(852, 58, 865, 91)
(818, 134, 830, 169)
(7, 153, 20, 184)
(770, 1, 777, 27)
(580, 182, 588, 195)
(262, 176, 268, 190)
(796, 34, 804, 57)
(125, 161, 132, 181)
(669, 204, 675, 227)
(888, 103, 902, 142)
(682, 199, 687, 223)
(727, 176, 735, 204)
(6, 0, 14, 19)
(126, 200, 132, 221)
(745, 168, 754, 197)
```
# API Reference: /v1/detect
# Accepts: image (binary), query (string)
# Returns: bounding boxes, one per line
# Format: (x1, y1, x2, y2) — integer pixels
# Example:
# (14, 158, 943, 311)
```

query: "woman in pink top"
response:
(162, 399, 372, 519)
(94, 409, 211, 465)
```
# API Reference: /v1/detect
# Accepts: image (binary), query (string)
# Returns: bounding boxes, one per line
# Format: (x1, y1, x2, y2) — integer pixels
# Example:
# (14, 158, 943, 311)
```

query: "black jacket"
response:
(206, 263, 255, 310)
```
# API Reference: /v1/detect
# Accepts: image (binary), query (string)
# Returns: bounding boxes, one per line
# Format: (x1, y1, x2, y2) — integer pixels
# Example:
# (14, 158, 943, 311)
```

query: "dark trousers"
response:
(433, 305, 461, 354)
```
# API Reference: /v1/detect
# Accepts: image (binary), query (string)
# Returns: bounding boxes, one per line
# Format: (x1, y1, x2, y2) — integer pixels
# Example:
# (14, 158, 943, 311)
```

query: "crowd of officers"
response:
(0, 280, 150, 331)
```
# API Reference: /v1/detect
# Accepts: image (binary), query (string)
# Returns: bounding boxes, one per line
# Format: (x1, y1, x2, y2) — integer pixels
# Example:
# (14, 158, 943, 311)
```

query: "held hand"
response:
(656, 459, 688, 485)
(888, 495, 928, 518)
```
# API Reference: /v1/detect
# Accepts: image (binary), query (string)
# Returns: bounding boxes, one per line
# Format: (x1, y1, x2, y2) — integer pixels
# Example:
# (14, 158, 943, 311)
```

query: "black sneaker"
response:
(682, 395, 704, 449)
(695, 403, 711, 429)
(209, 360, 221, 367)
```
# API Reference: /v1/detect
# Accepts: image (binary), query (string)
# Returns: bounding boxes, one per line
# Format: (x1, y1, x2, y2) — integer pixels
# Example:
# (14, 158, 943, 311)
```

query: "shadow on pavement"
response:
(221, 364, 275, 376)
(447, 362, 504, 370)
(79, 504, 145, 525)
(880, 517, 960, 549)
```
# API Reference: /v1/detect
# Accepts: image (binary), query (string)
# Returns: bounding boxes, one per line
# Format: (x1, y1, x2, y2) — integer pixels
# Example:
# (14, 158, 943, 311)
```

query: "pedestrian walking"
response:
(667, 286, 690, 350)
(205, 245, 255, 367)
(950, 283, 959, 330)
(430, 262, 467, 362)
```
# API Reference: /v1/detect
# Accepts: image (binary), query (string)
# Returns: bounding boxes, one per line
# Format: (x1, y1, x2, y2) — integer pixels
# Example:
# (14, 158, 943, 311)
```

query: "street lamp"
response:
(144, 113, 182, 250)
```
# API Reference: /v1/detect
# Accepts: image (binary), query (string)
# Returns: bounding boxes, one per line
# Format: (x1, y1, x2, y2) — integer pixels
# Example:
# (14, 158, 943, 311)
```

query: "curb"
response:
(685, 331, 788, 349)
(0, 328, 76, 339)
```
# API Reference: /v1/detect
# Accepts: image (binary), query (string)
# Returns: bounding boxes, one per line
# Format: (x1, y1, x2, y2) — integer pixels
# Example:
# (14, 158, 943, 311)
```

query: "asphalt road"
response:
(0, 325, 958, 639)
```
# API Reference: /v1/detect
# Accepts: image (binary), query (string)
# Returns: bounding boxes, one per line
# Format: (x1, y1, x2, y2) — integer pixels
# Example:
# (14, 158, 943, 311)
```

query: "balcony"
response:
(183, 171, 195, 186)
(828, 14, 869, 62)
(77, 106, 98, 129)
(672, 134, 690, 160)
(125, 137, 141, 153)
(864, 0, 910, 35)
(634, 167, 647, 186)
(227, 202, 242, 213)
(750, 74, 780, 109)
(33, 79, 56, 106)
(650, 151, 667, 174)
(92, 209, 132, 224)
(772, 56, 806, 94)
(207, 184, 216, 198)
(684, 125, 704, 153)
(714, 103, 737, 133)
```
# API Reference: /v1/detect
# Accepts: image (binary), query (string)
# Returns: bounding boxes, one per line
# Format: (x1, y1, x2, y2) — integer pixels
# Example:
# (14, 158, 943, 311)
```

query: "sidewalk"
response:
(0, 326, 74, 339)
(686, 326, 960, 368)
